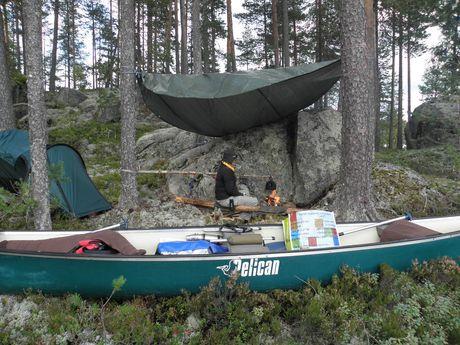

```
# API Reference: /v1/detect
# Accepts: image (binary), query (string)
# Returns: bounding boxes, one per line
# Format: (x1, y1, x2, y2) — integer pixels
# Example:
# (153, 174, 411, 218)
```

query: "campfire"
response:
(266, 189, 281, 206)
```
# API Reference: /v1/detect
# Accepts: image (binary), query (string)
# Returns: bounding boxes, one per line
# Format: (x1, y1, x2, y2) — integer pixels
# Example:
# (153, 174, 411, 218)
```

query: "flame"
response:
(266, 190, 281, 206)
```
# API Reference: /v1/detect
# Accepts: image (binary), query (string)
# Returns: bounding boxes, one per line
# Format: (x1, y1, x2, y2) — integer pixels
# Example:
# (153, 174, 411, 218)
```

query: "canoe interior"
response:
(1, 216, 459, 256)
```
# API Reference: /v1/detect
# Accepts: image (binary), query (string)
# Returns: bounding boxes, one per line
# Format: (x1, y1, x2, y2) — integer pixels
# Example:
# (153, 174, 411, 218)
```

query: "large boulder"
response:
(294, 108, 342, 205)
(136, 108, 342, 205)
(56, 88, 88, 107)
(406, 95, 460, 149)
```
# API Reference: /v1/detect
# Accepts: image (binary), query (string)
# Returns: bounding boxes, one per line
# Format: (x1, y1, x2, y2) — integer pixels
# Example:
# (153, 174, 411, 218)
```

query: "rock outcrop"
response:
(56, 88, 88, 108)
(136, 109, 342, 205)
(406, 95, 460, 149)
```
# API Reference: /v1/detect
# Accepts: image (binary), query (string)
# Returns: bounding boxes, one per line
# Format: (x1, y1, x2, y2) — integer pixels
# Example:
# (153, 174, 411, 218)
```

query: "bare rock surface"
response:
(56, 88, 88, 108)
(136, 109, 342, 205)
(407, 95, 460, 149)
(294, 108, 342, 205)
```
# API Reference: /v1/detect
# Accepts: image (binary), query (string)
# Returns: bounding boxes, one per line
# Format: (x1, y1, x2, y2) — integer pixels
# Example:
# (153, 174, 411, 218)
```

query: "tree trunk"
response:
(293, 16, 298, 65)
(397, 13, 403, 150)
(14, 2, 22, 72)
(49, 0, 59, 92)
(364, 0, 376, 156)
(146, 2, 153, 72)
(282, 0, 289, 67)
(388, 9, 396, 149)
(180, 0, 187, 74)
(70, 0, 76, 89)
(174, 0, 180, 73)
(135, 1, 141, 68)
(407, 31, 411, 122)
(119, 0, 139, 209)
(263, 0, 269, 68)
(0, 6, 15, 131)
(191, 0, 202, 74)
(314, 0, 323, 110)
(23, 0, 52, 230)
(373, 0, 380, 152)
(335, 0, 377, 221)
(92, 5, 96, 89)
(211, 4, 217, 72)
(271, 0, 280, 67)
(165, 1, 173, 73)
(226, 0, 236, 72)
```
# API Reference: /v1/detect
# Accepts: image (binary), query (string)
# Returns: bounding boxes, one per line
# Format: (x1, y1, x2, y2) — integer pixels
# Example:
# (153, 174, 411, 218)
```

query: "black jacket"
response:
(215, 163, 242, 200)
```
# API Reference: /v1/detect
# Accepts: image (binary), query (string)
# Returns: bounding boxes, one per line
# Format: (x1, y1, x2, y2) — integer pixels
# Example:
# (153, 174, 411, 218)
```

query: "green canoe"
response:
(0, 216, 458, 298)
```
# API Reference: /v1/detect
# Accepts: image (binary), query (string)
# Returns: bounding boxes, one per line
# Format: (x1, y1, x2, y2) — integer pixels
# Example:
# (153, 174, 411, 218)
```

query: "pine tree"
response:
(119, 0, 138, 209)
(49, 0, 60, 92)
(0, 5, 15, 131)
(192, 0, 202, 73)
(271, 0, 280, 67)
(336, 0, 377, 221)
(23, 0, 52, 230)
(226, 0, 236, 71)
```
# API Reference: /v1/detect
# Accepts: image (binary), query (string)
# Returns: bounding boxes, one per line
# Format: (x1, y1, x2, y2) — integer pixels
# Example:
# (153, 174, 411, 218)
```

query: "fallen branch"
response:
(121, 169, 271, 179)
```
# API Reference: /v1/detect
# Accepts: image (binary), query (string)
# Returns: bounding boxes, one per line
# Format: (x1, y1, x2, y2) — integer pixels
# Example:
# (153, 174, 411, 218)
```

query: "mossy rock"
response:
(372, 163, 453, 218)
(376, 145, 460, 179)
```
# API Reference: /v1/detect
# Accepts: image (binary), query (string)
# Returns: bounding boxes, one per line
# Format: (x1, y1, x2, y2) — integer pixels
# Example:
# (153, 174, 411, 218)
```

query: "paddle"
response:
(339, 212, 412, 236)
(92, 218, 129, 232)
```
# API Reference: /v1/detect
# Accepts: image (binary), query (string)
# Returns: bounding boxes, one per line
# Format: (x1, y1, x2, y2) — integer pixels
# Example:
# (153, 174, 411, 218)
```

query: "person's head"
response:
(222, 148, 237, 163)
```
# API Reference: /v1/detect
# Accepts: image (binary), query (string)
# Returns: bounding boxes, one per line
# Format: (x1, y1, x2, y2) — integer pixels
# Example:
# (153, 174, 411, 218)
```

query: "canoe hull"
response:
(0, 232, 458, 297)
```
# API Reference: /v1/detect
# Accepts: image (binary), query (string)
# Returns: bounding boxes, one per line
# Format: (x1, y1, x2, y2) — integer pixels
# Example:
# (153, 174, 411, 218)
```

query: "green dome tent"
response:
(0, 129, 111, 218)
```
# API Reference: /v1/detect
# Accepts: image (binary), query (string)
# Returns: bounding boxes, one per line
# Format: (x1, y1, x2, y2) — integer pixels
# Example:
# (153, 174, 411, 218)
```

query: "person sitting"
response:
(215, 148, 258, 208)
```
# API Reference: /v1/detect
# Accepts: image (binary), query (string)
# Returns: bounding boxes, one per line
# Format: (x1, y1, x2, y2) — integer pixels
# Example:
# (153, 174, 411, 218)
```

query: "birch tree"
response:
(23, 0, 52, 230)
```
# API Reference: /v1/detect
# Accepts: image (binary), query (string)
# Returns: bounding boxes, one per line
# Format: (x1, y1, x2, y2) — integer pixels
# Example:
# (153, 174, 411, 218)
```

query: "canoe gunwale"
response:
(1, 230, 459, 262)
(3, 213, 459, 233)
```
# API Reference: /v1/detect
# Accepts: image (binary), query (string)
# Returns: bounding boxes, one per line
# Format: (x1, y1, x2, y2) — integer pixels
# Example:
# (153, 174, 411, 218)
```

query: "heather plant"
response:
(0, 259, 458, 344)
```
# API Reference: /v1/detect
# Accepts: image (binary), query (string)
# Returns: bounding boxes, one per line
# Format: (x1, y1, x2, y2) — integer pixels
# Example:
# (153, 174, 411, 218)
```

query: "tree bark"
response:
(0, 6, 15, 131)
(165, 1, 173, 73)
(293, 16, 298, 65)
(388, 10, 396, 149)
(180, 0, 187, 74)
(191, 0, 202, 74)
(364, 0, 376, 156)
(146, 2, 153, 72)
(23, 0, 52, 230)
(271, 0, 280, 67)
(49, 0, 59, 92)
(174, 0, 180, 73)
(119, 0, 139, 209)
(335, 0, 377, 221)
(373, 0, 380, 152)
(282, 0, 289, 67)
(226, 0, 236, 72)
(14, 2, 22, 72)
(263, 0, 269, 68)
(314, 0, 323, 110)
(397, 13, 403, 149)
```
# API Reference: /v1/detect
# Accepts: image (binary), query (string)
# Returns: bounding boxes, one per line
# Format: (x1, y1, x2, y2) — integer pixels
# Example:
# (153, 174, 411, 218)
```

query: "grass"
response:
(376, 145, 460, 179)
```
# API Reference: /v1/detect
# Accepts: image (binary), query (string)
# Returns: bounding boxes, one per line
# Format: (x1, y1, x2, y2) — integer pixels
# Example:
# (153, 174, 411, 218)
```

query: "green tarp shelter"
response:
(0, 129, 112, 218)
(139, 59, 341, 137)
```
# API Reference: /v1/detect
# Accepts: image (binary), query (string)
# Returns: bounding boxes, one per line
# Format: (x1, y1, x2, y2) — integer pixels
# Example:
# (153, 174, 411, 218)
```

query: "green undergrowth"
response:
(376, 145, 460, 179)
(0, 258, 458, 344)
